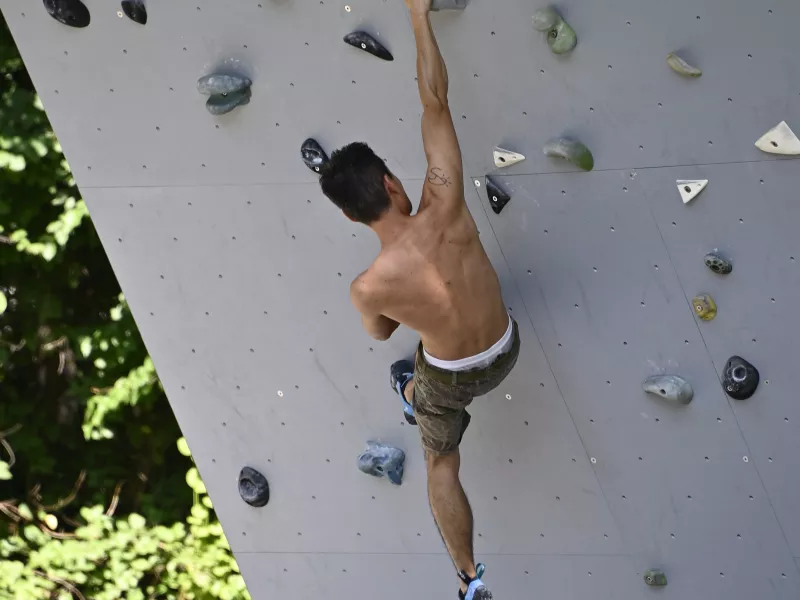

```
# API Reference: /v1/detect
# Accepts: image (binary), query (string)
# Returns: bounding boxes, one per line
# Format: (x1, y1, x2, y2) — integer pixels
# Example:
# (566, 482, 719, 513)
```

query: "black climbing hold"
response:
(485, 176, 511, 214)
(120, 0, 147, 25)
(238, 466, 270, 507)
(343, 31, 394, 62)
(704, 252, 732, 275)
(357, 441, 405, 485)
(723, 356, 759, 400)
(643, 569, 667, 587)
(301, 138, 329, 173)
(197, 74, 252, 96)
(205, 88, 251, 115)
(43, 0, 90, 28)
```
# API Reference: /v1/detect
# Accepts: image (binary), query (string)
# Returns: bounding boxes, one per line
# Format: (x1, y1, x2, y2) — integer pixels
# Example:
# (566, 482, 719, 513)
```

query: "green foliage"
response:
(0, 13, 188, 522)
(0, 444, 249, 600)
(0, 14, 249, 600)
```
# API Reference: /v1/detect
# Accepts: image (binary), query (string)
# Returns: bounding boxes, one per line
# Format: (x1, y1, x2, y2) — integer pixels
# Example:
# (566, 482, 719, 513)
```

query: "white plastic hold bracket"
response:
(677, 179, 708, 204)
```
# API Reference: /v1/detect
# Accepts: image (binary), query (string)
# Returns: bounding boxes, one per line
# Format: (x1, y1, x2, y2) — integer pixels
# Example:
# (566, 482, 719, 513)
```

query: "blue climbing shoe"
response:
(390, 359, 417, 425)
(357, 441, 405, 485)
(458, 564, 492, 600)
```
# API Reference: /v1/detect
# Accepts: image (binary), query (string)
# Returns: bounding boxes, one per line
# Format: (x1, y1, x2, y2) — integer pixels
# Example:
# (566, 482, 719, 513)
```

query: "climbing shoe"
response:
(390, 359, 416, 425)
(458, 564, 492, 600)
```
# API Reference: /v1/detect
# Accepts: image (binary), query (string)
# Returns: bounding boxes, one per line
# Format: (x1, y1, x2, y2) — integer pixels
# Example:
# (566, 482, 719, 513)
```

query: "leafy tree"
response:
(0, 13, 248, 600)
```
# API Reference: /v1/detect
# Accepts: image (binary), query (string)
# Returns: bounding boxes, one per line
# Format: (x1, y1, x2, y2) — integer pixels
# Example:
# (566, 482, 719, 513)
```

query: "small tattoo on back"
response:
(427, 167, 451, 187)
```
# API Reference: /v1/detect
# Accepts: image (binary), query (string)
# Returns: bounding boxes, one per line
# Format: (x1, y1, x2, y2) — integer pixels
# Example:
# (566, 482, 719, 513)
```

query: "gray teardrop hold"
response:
(642, 375, 694, 405)
(205, 88, 252, 115)
(197, 74, 252, 96)
(238, 466, 270, 507)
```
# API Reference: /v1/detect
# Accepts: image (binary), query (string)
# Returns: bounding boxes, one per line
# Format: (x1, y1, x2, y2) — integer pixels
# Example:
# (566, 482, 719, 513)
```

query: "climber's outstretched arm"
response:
(407, 0, 464, 210)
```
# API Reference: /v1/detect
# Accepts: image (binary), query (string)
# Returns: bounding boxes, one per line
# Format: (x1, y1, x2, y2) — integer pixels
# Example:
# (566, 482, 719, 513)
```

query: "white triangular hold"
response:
(755, 121, 800, 155)
(493, 147, 526, 168)
(677, 179, 708, 204)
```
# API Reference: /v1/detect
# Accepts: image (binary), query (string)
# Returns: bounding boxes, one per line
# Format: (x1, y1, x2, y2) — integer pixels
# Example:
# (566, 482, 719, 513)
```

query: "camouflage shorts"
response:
(411, 320, 521, 455)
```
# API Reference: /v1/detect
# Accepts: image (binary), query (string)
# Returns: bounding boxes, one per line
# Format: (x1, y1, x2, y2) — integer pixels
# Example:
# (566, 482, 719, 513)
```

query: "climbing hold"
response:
(643, 570, 667, 587)
(357, 441, 405, 485)
(485, 175, 511, 214)
(205, 88, 251, 115)
(543, 138, 594, 171)
(120, 0, 146, 25)
(43, 0, 90, 28)
(692, 293, 717, 321)
(301, 138, 329, 173)
(723, 356, 759, 400)
(343, 32, 394, 62)
(238, 466, 270, 507)
(532, 7, 577, 54)
(676, 179, 707, 204)
(642, 375, 694, 405)
(493, 147, 526, 169)
(754, 121, 800, 155)
(431, 0, 467, 10)
(666, 52, 702, 77)
(704, 252, 732, 275)
(197, 74, 252, 96)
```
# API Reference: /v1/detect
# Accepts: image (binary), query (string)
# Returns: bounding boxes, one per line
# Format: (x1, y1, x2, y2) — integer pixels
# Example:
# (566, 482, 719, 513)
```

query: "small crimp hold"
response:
(666, 52, 702, 77)
(205, 88, 251, 115)
(642, 375, 694, 405)
(493, 147, 526, 168)
(532, 7, 577, 54)
(692, 293, 717, 321)
(704, 252, 732, 275)
(485, 175, 511, 214)
(677, 179, 708, 204)
(644, 569, 667, 587)
(301, 138, 329, 173)
(543, 138, 594, 171)
(238, 466, 270, 507)
(197, 74, 253, 96)
(357, 441, 405, 485)
(120, 0, 146, 25)
(43, 0, 90, 28)
(343, 31, 394, 61)
(754, 121, 800, 156)
(723, 356, 759, 400)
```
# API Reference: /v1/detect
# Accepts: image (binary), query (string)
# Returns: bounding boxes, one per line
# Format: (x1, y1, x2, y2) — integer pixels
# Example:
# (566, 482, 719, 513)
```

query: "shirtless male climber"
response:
(318, 1, 520, 598)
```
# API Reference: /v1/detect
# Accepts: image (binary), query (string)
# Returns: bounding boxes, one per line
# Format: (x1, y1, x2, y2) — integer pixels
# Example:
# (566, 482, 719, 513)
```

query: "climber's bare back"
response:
(352, 168, 508, 361)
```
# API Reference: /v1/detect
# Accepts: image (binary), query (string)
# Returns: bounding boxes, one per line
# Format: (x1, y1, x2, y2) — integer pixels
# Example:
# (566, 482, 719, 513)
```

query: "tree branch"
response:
(105, 481, 125, 517)
(33, 570, 86, 600)
(40, 470, 86, 512)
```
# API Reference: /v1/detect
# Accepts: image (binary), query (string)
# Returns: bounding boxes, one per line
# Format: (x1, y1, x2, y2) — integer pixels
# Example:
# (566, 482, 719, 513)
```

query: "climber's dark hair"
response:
(319, 142, 392, 224)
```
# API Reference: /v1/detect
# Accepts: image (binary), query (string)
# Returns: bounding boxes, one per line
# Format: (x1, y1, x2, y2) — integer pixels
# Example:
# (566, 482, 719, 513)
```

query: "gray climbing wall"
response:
(4, 0, 799, 598)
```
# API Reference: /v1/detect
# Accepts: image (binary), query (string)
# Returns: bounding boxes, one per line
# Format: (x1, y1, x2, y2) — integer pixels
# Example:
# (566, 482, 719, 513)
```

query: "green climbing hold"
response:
(666, 52, 702, 77)
(644, 570, 667, 587)
(692, 293, 716, 321)
(543, 138, 593, 171)
(205, 88, 251, 116)
(532, 7, 577, 54)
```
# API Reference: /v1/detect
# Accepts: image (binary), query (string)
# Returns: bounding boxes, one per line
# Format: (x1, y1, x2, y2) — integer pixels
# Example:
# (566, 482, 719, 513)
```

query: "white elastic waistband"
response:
(423, 315, 514, 372)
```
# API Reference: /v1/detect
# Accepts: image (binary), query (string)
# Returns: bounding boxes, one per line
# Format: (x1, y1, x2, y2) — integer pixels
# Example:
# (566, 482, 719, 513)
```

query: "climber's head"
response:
(319, 142, 412, 225)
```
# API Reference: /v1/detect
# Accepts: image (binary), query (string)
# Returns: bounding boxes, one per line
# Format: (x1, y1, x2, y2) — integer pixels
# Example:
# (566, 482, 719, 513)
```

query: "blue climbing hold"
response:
(357, 441, 405, 485)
